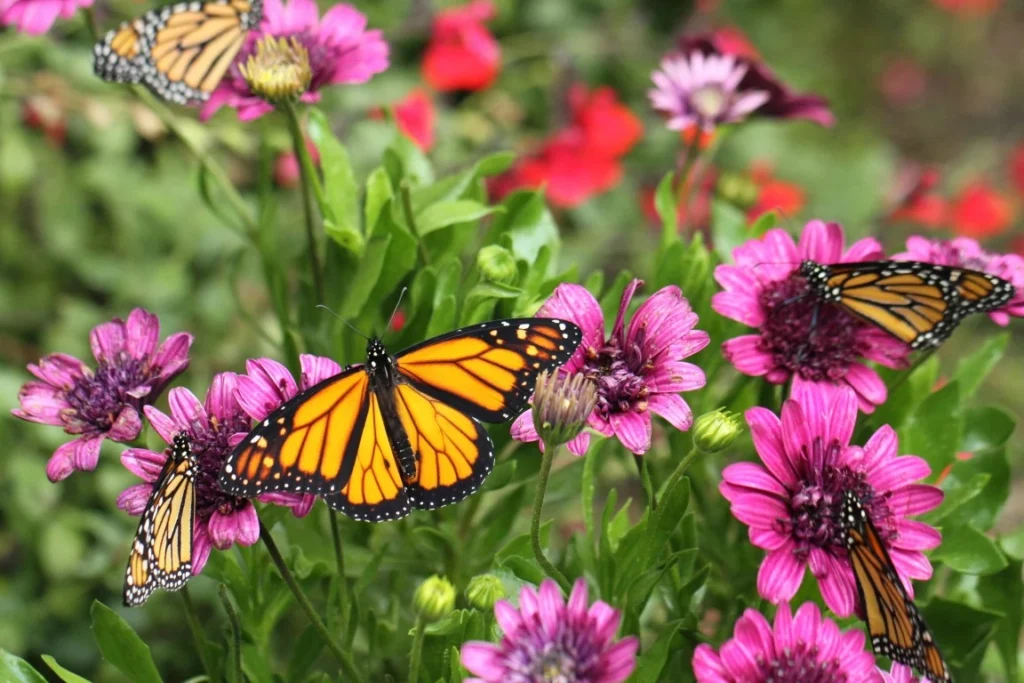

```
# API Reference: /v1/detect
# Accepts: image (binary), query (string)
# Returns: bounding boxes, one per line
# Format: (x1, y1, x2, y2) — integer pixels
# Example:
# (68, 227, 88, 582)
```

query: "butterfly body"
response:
(799, 260, 1014, 349)
(222, 318, 583, 522)
(839, 491, 952, 683)
(124, 431, 196, 606)
(93, 0, 263, 104)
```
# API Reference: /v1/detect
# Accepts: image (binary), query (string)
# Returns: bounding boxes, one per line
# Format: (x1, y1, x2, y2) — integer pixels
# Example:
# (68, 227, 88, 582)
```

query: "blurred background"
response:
(1, 0, 1022, 679)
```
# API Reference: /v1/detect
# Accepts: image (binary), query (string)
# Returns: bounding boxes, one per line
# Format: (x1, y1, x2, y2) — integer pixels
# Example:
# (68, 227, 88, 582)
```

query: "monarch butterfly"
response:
(93, 0, 263, 105)
(123, 431, 197, 606)
(799, 260, 1014, 349)
(839, 491, 952, 683)
(220, 318, 583, 522)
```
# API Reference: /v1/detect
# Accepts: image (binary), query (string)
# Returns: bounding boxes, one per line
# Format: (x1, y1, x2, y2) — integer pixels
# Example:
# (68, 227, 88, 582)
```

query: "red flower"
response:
(493, 85, 641, 208)
(569, 85, 643, 158)
(680, 124, 715, 150)
(879, 57, 927, 106)
(1009, 143, 1024, 196)
(711, 26, 760, 60)
(886, 164, 947, 228)
(22, 95, 65, 146)
(422, 0, 501, 92)
(747, 164, 805, 222)
(950, 180, 1015, 238)
(393, 88, 436, 152)
(931, 0, 1001, 15)
(273, 138, 320, 189)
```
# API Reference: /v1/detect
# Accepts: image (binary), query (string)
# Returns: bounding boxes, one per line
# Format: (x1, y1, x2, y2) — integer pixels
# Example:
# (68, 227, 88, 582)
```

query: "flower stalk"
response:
(180, 586, 217, 683)
(530, 442, 571, 593)
(282, 99, 324, 303)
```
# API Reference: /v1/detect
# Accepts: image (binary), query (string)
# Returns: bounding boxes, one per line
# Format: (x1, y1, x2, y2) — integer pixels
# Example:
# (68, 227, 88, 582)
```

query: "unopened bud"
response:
(413, 575, 456, 623)
(476, 245, 518, 285)
(533, 371, 598, 449)
(465, 574, 505, 610)
(692, 408, 743, 454)
(239, 36, 312, 103)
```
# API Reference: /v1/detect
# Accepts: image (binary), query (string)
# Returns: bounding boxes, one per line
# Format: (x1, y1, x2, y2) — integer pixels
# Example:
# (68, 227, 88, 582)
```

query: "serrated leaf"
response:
(90, 601, 163, 683)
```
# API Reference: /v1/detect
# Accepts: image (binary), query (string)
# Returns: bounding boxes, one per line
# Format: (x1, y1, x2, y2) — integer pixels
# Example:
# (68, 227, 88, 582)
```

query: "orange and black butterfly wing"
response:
(124, 432, 196, 606)
(393, 383, 494, 513)
(94, 19, 148, 84)
(394, 318, 583, 423)
(221, 365, 370, 498)
(141, 0, 263, 104)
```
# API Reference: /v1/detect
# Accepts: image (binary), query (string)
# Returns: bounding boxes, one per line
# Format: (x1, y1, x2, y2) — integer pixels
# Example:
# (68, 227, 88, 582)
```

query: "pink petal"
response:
(711, 290, 765, 327)
(121, 448, 167, 482)
(460, 642, 506, 679)
(757, 545, 805, 603)
(46, 435, 102, 482)
(809, 549, 856, 617)
(153, 332, 193, 376)
(90, 319, 127, 364)
(887, 485, 943, 516)
(891, 548, 933, 585)
(124, 308, 159, 360)
(493, 600, 523, 634)
(692, 644, 730, 683)
(597, 638, 638, 683)
(646, 361, 706, 393)
(627, 285, 701, 358)
(143, 405, 179, 445)
(730, 492, 789, 529)
(721, 462, 788, 497)
(192, 523, 212, 575)
(647, 393, 694, 432)
(718, 627, 761, 679)
(722, 335, 776, 377)
(771, 602, 794, 650)
(791, 602, 822, 643)
(797, 220, 844, 263)
(893, 519, 942, 551)
(299, 353, 343, 387)
(117, 483, 153, 515)
(566, 430, 591, 456)
(260, 492, 317, 517)
(869, 456, 932, 495)
(611, 278, 642, 341)
(842, 236, 885, 263)
(319, 2, 366, 40)
(208, 503, 259, 550)
(13, 381, 67, 425)
(587, 601, 622, 648)
(861, 425, 898, 474)
(510, 409, 539, 442)
(107, 405, 142, 442)
(29, 353, 89, 387)
(610, 410, 652, 455)
(536, 579, 564, 639)
(539, 283, 606, 363)
(745, 406, 798, 487)
(843, 363, 888, 411)
(749, 526, 790, 551)
(566, 578, 589, 620)
(205, 372, 240, 423)
(168, 387, 208, 436)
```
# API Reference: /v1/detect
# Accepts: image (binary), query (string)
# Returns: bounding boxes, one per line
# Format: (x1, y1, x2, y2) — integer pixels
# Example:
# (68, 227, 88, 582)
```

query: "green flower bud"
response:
(465, 574, 505, 611)
(692, 408, 743, 454)
(533, 371, 598, 449)
(476, 245, 518, 285)
(413, 575, 456, 623)
(715, 170, 759, 210)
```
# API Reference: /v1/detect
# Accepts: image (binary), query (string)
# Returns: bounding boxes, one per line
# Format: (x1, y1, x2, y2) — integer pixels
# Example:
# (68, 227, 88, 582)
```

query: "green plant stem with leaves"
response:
(218, 585, 243, 683)
(530, 444, 572, 592)
(408, 615, 427, 683)
(328, 509, 350, 637)
(282, 99, 325, 302)
(259, 522, 364, 683)
(180, 586, 218, 683)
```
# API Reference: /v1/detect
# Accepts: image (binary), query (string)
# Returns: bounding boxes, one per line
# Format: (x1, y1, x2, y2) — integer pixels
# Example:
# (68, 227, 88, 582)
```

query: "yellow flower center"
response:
(239, 36, 312, 103)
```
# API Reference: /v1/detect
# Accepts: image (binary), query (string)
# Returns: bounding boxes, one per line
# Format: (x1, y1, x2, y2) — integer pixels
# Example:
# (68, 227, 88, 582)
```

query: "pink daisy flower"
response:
(511, 279, 709, 456)
(0, 0, 92, 35)
(895, 235, 1024, 326)
(117, 372, 312, 575)
(711, 220, 910, 413)
(719, 382, 943, 617)
(460, 578, 638, 683)
(881, 663, 927, 683)
(200, 0, 389, 121)
(13, 308, 191, 482)
(692, 602, 883, 683)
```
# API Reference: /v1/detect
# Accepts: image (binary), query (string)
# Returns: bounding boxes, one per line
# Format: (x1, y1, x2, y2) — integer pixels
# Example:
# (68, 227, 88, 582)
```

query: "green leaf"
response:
(747, 210, 777, 237)
(923, 472, 990, 526)
(920, 597, 1002, 682)
(940, 446, 1010, 531)
(90, 601, 163, 683)
(581, 441, 599, 536)
(952, 332, 1009, 399)
(872, 355, 940, 432)
(383, 133, 434, 188)
(339, 233, 391, 317)
(961, 405, 1015, 453)
(0, 651, 48, 683)
(654, 171, 678, 243)
(898, 380, 962, 476)
(931, 525, 1007, 575)
(630, 622, 681, 683)
(40, 656, 91, 683)
(490, 191, 560, 267)
(363, 167, 393, 238)
(499, 555, 546, 585)
(977, 559, 1022, 683)
(416, 200, 499, 237)
(710, 199, 749, 261)
(479, 459, 517, 492)
(412, 151, 515, 211)
(307, 108, 362, 256)
(495, 522, 550, 562)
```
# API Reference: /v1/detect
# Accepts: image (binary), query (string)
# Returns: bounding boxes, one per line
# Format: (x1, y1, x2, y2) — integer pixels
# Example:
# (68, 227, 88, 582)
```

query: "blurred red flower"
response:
(949, 180, 1015, 238)
(22, 95, 66, 146)
(931, 0, 1001, 15)
(371, 88, 436, 152)
(748, 164, 805, 222)
(422, 0, 501, 92)
(274, 138, 320, 189)
(879, 58, 927, 106)
(887, 164, 947, 228)
(1009, 143, 1024, 196)
(492, 85, 641, 208)
(681, 124, 715, 150)
(711, 26, 760, 60)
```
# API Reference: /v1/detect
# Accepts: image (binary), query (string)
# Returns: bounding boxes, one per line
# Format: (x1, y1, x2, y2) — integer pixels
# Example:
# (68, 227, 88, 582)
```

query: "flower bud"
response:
(476, 245, 518, 285)
(532, 371, 598, 449)
(465, 574, 505, 610)
(715, 170, 759, 210)
(413, 575, 456, 623)
(239, 36, 312, 103)
(692, 408, 743, 454)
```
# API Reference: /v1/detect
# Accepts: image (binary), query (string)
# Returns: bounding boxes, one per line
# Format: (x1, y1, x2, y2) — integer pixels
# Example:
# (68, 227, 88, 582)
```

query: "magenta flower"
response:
(117, 372, 311, 575)
(0, 0, 92, 35)
(719, 382, 943, 617)
(200, 0, 389, 121)
(880, 663, 927, 683)
(13, 308, 191, 482)
(712, 220, 910, 413)
(895, 235, 1024, 326)
(649, 51, 771, 131)
(460, 578, 638, 683)
(511, 280, 709, 456)
(677, 33, 835, 127)
(692, 602, 883, 683)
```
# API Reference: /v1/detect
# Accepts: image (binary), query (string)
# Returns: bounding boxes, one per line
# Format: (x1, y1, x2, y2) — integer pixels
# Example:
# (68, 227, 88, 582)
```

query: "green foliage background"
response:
(1, 0, 1023, 681)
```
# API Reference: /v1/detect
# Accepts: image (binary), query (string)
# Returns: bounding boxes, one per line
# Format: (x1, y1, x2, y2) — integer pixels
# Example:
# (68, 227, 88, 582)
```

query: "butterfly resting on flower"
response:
(221, 319, 582, 522)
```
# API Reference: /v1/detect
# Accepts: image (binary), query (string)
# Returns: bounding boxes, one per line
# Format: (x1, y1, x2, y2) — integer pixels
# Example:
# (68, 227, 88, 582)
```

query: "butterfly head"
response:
(170, 431, 193, 461)
(365, 338, 396, 380)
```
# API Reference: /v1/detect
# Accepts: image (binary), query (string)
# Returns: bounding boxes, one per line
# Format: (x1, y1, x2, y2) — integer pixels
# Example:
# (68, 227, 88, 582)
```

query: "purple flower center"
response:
(190, 414, 252, 520)
(581, 334, 652, 420)
(757, 274, 870, 381)
(63, 354, 149, 433)
(503, 622, 603, 682)
(756, 642, 846, 682)
(776, 436, 896, 560)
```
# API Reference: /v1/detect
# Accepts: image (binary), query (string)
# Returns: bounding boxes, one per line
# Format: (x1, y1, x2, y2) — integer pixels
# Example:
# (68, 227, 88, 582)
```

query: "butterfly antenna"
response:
(385, 287, 407, 335)
(315, 305, 370, 341)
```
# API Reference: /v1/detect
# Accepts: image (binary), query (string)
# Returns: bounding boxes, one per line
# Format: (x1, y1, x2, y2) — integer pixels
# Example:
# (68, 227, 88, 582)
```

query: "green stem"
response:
(180, 586, 219, 683)
(259, 523, 363, 683)
(530, 444, 571, 592)
(328, 509, 350, 639)
(130, 86, 257, 238)
(282, 100, 325, 303)
(408, 615, 426, 683)
(400, 180, 431, 265)
(218, 585, 243, 683)
(662, 446, 700, 503)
